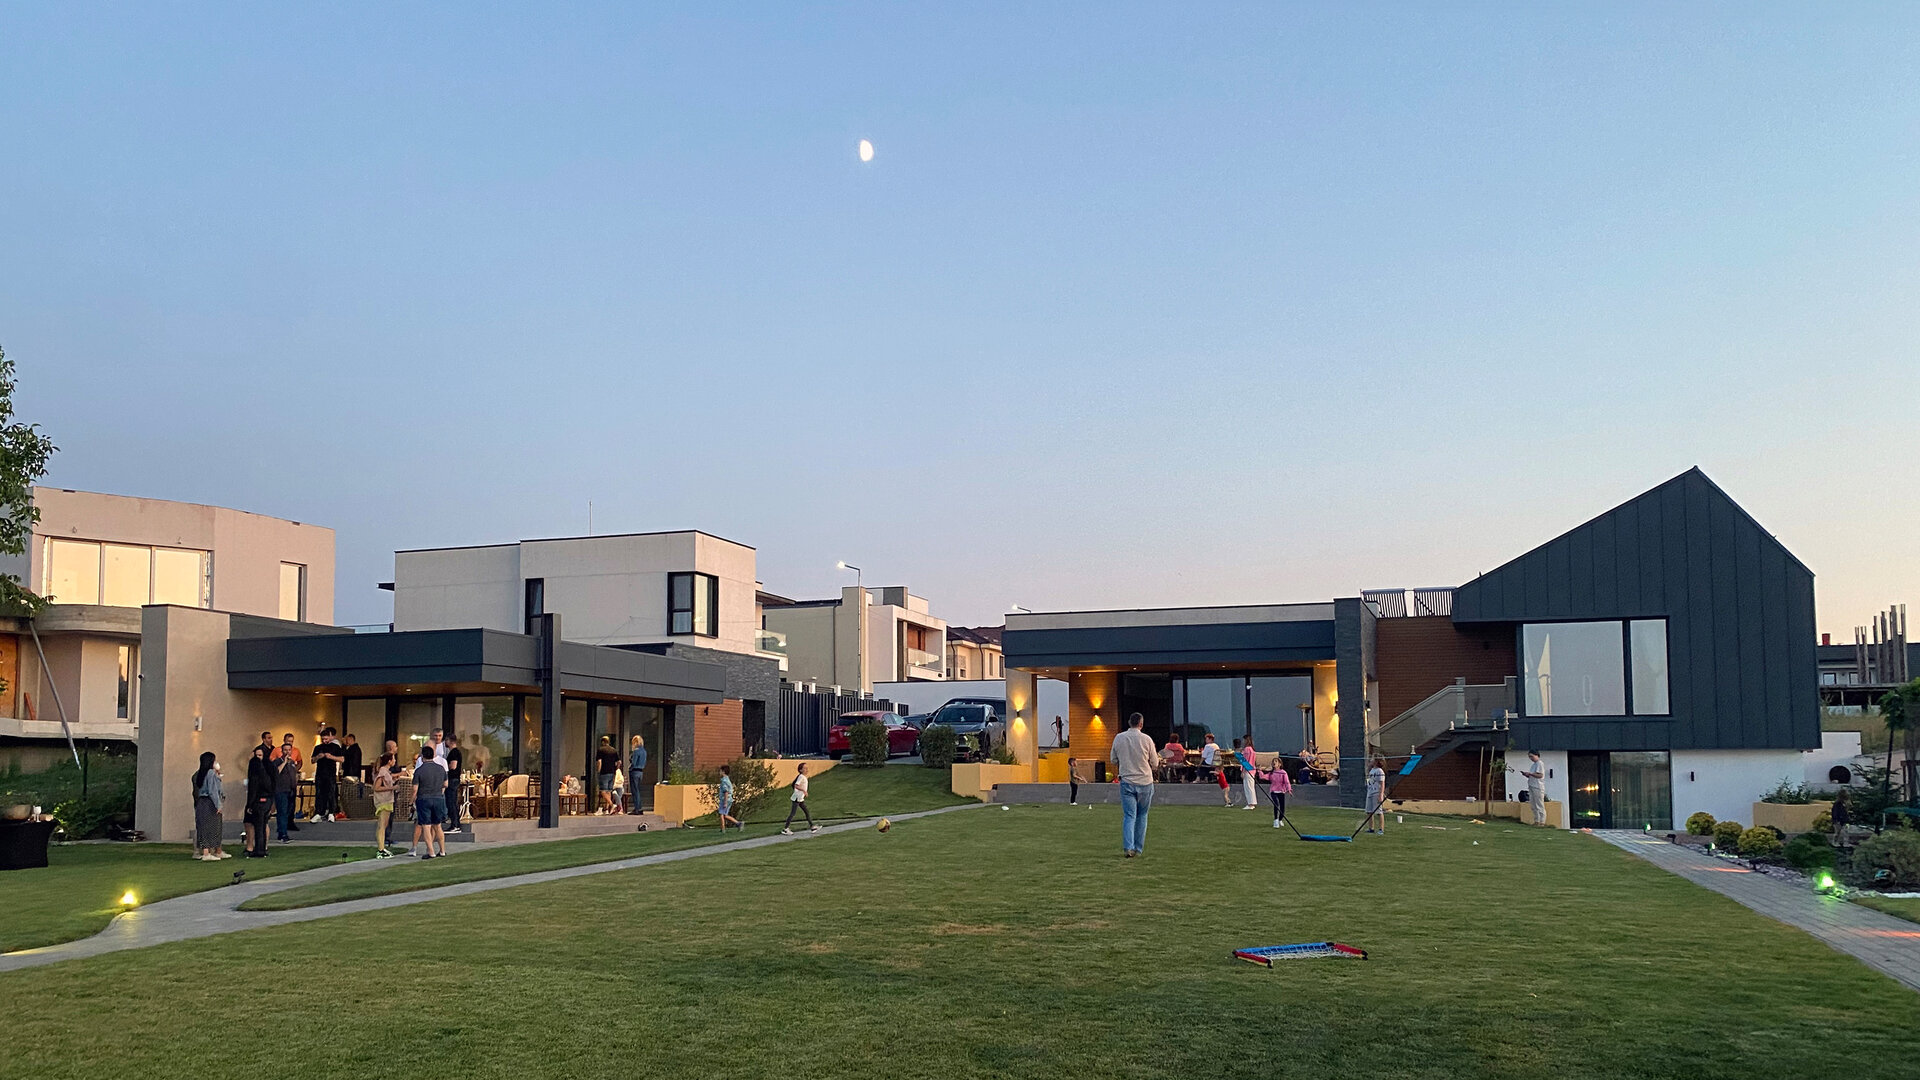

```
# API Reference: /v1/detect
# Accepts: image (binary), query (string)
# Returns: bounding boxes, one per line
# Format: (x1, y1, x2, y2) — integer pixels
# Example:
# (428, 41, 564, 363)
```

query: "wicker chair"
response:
(497, 774, 533, 819)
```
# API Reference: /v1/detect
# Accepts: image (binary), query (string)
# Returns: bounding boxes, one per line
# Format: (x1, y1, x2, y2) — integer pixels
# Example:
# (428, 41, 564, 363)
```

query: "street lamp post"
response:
(836, 560, 863, 589)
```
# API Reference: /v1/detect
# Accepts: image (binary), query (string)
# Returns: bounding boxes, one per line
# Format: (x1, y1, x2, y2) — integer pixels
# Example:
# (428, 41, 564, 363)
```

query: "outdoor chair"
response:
(498, 774, 532, 819)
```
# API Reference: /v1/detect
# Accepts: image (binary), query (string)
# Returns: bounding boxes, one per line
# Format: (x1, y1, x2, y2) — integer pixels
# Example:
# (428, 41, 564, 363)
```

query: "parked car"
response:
(924, 699, 1006, 760)
(826, 711, 921, 760)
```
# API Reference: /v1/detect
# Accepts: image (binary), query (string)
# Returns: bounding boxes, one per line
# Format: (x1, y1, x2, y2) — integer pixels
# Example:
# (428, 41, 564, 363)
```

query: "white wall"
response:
(1498, 751, 1569, 825)
(392, 531, 761, 655)
(1803, 731, 1874, 789)
(1670, 749, 1805, 829)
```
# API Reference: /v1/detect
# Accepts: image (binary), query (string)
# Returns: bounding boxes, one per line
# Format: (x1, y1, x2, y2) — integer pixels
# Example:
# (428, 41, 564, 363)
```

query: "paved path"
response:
(1, 803, 981, 973)
(1597, 830, 1920, 992)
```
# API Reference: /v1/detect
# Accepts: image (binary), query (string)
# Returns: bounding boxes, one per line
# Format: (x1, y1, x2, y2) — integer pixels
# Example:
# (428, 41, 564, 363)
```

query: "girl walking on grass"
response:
(192, 752, 228, 861)
(781, 762, 819, 834)
(1266, 758, 1293, 829)
(372, 753, 398, 858)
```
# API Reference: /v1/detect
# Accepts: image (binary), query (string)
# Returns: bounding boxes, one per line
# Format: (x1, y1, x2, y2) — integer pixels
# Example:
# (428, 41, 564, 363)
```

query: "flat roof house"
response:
(761, 586, 947, 694)
(0, 487, 333, 757)
(389, 530, 784, 771)
(1003, 468, 1820, 830)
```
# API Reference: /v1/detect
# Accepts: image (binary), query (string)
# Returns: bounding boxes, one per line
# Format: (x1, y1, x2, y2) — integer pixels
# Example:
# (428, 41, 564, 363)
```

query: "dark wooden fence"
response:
(775, 684, 897, 757)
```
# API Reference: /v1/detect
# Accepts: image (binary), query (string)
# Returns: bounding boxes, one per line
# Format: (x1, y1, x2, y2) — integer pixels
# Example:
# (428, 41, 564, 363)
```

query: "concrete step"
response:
(224, 812, 676, 846)
(991, 782, 1348, 807)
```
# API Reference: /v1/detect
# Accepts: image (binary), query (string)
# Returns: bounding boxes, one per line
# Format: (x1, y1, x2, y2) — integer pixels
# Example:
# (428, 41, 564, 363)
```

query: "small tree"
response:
(0, 346, 58, 615)
(847, 721, 889, 767)
(920, 725, 958, 769)
(1878, 680, 1920, 804)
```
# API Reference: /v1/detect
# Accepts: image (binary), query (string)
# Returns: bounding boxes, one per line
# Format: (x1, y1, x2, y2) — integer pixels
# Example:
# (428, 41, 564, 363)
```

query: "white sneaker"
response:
(781, 827, 793, 835)
(198, 853, 219, 861)
(809, 826, 820, 833)
(325, 814, 336, 823)
(1245, 805, 1258, 810)
(309, 815, 322, 823)
(1272, 819, 1282, 828)
(217, 851, 232, 859)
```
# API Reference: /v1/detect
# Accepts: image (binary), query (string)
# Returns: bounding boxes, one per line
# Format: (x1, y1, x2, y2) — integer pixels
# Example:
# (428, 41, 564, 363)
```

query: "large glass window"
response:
(151, 547, 211, 607)
(116, 645, 133, 720)
(669, 572, 718, 636)
(1249, 675, 1313, 755)
(1609, 751, 1673, 831)
(45, 538, 101, 605)
(1523, 621, 1626, 716)
(1629, 620, 1670, 716)
(344, 699, 385, 753)
(279, 563, 307, 621)
(453, 696, 515, 777)
(102, 545, 152, 607)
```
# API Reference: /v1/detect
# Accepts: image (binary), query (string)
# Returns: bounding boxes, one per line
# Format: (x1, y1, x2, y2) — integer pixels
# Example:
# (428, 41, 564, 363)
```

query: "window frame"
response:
(279, 562, 308, 622)
(668, 571, 719, 637)
(1518, 617, 1671, 719)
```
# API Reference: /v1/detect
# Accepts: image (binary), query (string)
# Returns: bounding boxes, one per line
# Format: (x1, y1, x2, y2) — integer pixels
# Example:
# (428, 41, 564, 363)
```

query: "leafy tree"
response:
(1880, 678, 1920, 805)
(0, 345, 57, 616)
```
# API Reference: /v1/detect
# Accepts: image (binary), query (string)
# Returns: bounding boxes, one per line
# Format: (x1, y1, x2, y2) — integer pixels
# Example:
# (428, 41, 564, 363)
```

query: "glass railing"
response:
(1371, 677, 1516, 759)
(755, 628, 787, 655)
(343, 623, 392, 634)
(908, 647, 942, 671)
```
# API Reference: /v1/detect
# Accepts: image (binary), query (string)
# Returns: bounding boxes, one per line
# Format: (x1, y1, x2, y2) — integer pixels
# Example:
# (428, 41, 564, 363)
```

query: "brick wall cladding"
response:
(692, 699, 744, 770)
(1068, 671, 1119, 771)
(1388, 745, 1505, 800)
(1375, 616, 1517, 723)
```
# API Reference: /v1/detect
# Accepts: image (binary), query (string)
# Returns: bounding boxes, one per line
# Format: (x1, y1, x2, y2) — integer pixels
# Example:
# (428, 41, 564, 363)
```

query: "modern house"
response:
(0, 487, 333, 757)
(1816, 604, 1912, 709)
(945, 625, 1005, 681)
(387, 530, 785, 769)
(761, 586, 947, 694)
(1003, 468, 1821, 831)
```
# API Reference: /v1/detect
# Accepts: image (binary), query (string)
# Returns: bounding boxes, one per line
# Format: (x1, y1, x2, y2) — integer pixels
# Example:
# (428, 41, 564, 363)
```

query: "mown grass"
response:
(244, 763, 968, 910)
(2, 844, 370, 953)
(6, 804, 1919, 1080)
(1852, 893, 1920, 924)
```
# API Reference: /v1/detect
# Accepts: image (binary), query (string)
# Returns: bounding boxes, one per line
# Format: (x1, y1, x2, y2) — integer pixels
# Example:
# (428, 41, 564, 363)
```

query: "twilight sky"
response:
(3, 4, 1915, 634)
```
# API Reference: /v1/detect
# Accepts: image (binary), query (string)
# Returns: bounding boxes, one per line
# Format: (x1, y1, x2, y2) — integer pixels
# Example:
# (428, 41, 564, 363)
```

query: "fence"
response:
(775, 684, 897, 757)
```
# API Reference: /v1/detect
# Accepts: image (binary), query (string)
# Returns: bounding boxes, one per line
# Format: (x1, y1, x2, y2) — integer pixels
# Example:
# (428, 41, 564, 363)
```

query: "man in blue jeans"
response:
(1110, 712, 1158, 858)
(272, 739, 301, 843)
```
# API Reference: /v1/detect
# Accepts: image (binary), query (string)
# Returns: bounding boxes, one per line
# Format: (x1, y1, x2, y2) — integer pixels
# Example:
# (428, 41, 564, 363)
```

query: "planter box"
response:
(951, 763, 1032, 802)
(1752, 801, 1832, 835)
(651, 783, 714, 825)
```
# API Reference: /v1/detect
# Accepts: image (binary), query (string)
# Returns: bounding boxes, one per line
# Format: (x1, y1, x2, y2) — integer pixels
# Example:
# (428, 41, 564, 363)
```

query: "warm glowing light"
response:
(120, 891, 138, 907)
(857, 139, 874, 162)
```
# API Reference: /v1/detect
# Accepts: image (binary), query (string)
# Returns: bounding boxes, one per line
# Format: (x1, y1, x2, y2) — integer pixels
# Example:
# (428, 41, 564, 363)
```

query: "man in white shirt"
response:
(1521, 751, 1547, 825)
(1110, 713, 1158, 858)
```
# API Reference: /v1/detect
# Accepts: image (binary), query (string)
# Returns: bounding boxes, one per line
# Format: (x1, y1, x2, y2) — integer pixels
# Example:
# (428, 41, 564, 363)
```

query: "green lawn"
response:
(7, 805, 1920, 1079)
(247, 762, 966, 911)
(1852, 894, 1920, 924)
(1, 843, 370, 953)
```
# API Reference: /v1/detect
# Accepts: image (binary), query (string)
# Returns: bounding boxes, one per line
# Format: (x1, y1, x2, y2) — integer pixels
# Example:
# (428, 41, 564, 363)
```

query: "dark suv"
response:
(923, 698, 1006, 760)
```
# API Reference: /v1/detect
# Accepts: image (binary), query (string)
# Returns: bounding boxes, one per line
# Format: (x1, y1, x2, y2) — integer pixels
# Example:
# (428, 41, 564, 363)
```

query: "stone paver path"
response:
(1597, 830, 1920, 992)
(1, 803, 981, 973)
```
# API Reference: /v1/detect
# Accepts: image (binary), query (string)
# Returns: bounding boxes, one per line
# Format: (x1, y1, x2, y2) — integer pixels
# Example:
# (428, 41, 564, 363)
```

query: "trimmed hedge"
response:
(1685, 812, 1716, 837)
(920, 725, 958, 769)
(1711, 820, 1746, 850)
(848, 721, 889, 767)
(1737, 825, 1783, 859)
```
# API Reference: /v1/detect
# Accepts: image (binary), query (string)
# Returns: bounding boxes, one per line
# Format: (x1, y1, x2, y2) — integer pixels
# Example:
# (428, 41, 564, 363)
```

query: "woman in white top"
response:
(781, 762, 820, 834)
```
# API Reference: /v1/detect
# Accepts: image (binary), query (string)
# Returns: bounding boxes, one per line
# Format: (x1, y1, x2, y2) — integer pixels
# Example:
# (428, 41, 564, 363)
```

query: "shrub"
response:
(696, 757, 776, 816)
(920, 725, 958, 769)
(1760, 778, 1818, 805)
(1685, 811, 1717, 836)
(986, 743, 1018, 766)
(50, 786, 134, 841)
(847, 721, 889, 767)
(1850, 830, 1920, 888)
(1711, 820, 1746, 850)
(1783, 833, 1836, 871)
(1811, 810, 1833, 833)
(1738, 825, 1783, 859)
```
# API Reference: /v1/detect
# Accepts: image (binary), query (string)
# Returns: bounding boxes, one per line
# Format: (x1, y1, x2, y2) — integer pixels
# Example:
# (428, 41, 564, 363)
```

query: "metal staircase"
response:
(1371, 677, 1516, 779)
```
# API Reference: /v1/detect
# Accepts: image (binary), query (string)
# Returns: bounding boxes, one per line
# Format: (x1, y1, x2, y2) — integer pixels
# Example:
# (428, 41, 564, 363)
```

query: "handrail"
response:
(1371, 677, 1516, 759)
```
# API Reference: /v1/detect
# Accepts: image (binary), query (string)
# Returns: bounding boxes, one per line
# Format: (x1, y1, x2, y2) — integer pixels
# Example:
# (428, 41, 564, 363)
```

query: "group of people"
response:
(1096, 713, 1392, 858)
(589, 734, 653, 815)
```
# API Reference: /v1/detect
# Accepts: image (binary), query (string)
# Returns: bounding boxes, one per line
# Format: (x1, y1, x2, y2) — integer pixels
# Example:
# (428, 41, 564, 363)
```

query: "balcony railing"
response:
(907, 647, 942, 671)
(1370, 677, 1516, 760)
(755, 628, 788, 655)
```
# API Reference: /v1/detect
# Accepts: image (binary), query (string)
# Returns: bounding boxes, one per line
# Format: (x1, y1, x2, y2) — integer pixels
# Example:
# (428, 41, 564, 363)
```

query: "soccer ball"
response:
(877, 818, 891, 833)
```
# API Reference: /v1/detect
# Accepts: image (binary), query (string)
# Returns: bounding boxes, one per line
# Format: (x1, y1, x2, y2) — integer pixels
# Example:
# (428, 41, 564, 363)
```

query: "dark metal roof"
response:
(1005, 619, 1336, 670)
(227, 628, 727, 704)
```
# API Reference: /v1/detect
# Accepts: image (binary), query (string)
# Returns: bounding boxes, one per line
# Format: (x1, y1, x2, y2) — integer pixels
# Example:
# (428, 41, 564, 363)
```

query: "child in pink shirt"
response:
(1266, 759, 1294, 828)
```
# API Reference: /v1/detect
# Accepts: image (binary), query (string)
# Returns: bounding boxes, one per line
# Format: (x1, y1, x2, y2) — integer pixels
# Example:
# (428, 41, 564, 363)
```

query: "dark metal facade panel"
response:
(1452, 468, 1818, 752)
(1003, 619, 1337, 670)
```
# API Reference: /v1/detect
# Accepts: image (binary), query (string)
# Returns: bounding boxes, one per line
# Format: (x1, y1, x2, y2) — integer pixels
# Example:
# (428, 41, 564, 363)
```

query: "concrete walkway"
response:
(1597, 830, 1920, 992)
(1, 803, 981, 973)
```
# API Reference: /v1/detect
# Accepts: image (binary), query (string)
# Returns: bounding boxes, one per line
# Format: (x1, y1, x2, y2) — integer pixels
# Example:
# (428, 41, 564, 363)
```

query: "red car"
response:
(827, 711, 921, 759)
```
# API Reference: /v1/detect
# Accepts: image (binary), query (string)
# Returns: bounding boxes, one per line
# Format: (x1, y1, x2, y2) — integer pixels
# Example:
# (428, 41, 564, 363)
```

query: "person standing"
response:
(594, 736, 620, 815)
(1066, 757, 1080, 805)
(429, 728, 448, 766)
(341, 733, 364, 784)
(1267, 757, 1293, 829)
(627, 735, 649, 814)
(371, 753, 398, 858)
(1238, 739, 1259, 810)
(1365, 757, 1388, 834)
(192, 752, 227, 861)
(244, 745, 275, 858)
(1831, 791, 1851, 846)
(443, 736, 465, 834)
(716, 765, 741, 831)
(411, 747, 448, 859)
(272, 741, 300, 843)
(1111, 713, 1157, 858)
(1521, 751, 1547, 826)
(1053, 716, 1065, 748)
(310, 727, 345, 822)
(781, 762, 819, 834)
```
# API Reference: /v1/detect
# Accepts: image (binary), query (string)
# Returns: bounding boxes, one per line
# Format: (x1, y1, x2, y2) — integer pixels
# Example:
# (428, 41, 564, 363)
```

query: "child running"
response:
(781, 761, 820, 834)
(1266, 757, 1293, 828)
(716, 764, 742, 831)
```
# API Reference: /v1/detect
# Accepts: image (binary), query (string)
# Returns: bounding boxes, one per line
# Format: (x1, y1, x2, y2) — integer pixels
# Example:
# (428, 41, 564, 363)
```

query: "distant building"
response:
(0, 487, 333, 751)
(761, 586, 946, 694)
(945, 625, 1004, 681)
